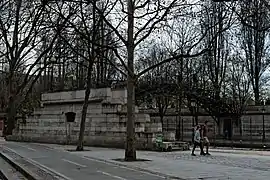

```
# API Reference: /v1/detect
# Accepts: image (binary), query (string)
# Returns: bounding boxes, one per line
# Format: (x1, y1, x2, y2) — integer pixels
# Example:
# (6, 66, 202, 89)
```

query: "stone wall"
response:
(0, 119, 3, 136)
(141, 107, 270, 143)
(7, 88, 162, 150)
(7, 87, 270, 148)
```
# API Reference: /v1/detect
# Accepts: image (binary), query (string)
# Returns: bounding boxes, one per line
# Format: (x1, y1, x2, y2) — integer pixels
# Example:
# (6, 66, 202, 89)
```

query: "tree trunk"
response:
(6, 97, 16, 136)
(254, 85, 260, 105)
(76, 65, 93, 151)
(125, 0, 136, 161)
(217, 116, 221, 136)
(76, 0, 96, 151)
(195, 113, 198, 126)
(6, 73, 16, 136)
(160, 115, 164, 131)
(238, 117, 243, 136)
(125, 77, 136, 161)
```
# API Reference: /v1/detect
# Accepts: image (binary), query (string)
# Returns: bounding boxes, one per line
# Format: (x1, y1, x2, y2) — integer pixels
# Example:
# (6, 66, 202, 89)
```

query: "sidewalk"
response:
(35, 143, 270, 180)
(207, 147, 270, 156)
(41, 142, 270, 156)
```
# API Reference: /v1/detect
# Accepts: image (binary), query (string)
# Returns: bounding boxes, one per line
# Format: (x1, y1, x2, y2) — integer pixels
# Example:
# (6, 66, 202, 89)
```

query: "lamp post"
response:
(175, 98, 180, 141)
(176, 73, 181, 141)
(262, 99, 266, 143)
(191, 100, 196, 127)
(191, 99, 196, 143)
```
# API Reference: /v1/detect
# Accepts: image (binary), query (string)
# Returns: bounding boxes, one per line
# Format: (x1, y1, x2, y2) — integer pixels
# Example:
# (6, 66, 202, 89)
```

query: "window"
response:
(65, 112, 76, 122)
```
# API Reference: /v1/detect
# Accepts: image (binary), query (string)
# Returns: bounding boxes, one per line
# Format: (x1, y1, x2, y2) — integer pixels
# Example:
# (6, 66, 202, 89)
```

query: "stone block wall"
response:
(10, 88, 270, 148)
(142, 107, 270, 143)
(8, 88, 162, 150)
(240, 114, 270, 140)
(0, 119, 3, 136)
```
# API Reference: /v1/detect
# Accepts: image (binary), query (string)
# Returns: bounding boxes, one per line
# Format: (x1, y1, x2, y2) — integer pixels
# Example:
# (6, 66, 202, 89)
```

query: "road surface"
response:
(1, 141, 165, 180)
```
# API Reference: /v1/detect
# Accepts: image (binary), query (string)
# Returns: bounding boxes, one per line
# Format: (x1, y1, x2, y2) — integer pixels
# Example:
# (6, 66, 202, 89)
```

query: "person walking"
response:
(191, 125, 205, 156)
(202, 120, 211, 155)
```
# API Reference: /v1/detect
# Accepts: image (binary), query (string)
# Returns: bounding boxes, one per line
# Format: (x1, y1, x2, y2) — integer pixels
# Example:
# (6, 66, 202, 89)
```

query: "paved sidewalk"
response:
(205, 147, 270, 156)
(33, 142, 270, 155)
(33, 143, 270, 180)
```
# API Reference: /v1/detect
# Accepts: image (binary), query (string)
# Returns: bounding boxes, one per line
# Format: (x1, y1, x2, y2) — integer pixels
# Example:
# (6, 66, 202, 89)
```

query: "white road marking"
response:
(3, 146, 73, 180)
(27, 158, 73, 180)
(83, 156, 166, 179)
(32, 156, 49, 159)
(97, 170, 127, 180)
(11, 142, 54, 151)
(30, 143, 57, 150)
(62, 158, 87, 168)
(14, 144, 37, 152)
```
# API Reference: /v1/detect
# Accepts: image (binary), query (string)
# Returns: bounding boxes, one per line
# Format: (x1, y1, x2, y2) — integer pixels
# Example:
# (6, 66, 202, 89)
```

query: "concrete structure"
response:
(0, 113, 6, 137)
(7, 88, 162, 149)
(6, 88, 270, 148)
(0, 119, 3, 136)
(142, 106, 270, 146)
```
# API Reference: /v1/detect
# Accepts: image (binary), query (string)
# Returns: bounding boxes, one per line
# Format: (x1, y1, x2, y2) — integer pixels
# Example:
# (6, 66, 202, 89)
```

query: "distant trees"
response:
(1, 0, 270, 160)
(136, 44, 177, 128)
(239, 0, 270, 105)
(197, 1, 233, 127)
(48, 0, 120, 151)
(135, 0, 263, 136)
(0, 0, 74, 135)
(82, 0, 214, 161)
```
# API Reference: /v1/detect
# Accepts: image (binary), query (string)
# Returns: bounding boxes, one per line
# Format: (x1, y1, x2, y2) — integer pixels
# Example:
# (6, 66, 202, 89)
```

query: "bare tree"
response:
(55, 0, 119, 150)
(136, 44, 177, 129)
(226, 55, 251, 136)
(239, 0, 270, 104)
(0, 0, 74, 135)
(204, 1, 230, 125)
(85, 0, 221, 161)
(75, 0, 98, 151)
(55, 0, 98, 151)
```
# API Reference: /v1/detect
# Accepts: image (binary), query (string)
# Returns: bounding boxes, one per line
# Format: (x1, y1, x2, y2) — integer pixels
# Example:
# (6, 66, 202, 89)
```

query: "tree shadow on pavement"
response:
(113, 158, 152, 162)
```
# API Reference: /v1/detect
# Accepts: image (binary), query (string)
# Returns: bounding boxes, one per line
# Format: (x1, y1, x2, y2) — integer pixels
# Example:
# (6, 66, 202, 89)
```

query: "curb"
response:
(209, 149, 270, 156)
(0, 152, 38, 180)
(0, 170, 8, 180)
(83, 156, 186, 180)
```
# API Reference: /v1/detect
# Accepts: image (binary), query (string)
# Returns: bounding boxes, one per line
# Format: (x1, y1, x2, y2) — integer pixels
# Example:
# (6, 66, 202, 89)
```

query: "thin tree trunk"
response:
(254, 84, 260, 105)
(6, 73, 16, 136)
(62, 60, 66, 89)
(6, 97, 16, 135)
(239, 117, 243, 136)
(76, 0, 96, 151)
(76, 64, 93, 151)
(160, 115, 164, 131)
(125, 75, 136, 160)
(125, 0, 136, 161)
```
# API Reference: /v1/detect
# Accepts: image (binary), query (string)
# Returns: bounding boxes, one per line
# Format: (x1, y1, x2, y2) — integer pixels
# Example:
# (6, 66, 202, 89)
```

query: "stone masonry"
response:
(6, 87, 270, 148)
(142, 106, 270, 145)
(7, 88, 162, 150)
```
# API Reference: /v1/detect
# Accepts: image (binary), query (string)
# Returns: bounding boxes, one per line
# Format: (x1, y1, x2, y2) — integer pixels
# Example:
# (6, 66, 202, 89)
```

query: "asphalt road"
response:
(1, 142, 165, 180)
